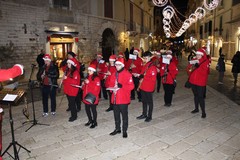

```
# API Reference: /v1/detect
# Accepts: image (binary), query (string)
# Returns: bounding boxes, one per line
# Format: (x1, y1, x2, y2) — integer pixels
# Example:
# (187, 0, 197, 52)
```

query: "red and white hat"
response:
(196, 48, 205, 56)
(67, 58, 77, 67)
(133, 48, 140, 54)
(160, 49, 166, 53)
(97, 53, 103, 58)
(166, 54, 172, 59)
(43, 54, 51, 61)
(109, 55, 116, 61)
(115, 57, 125, 67)
(166, 50, 172, 54)
(88, 64, 96, 72)
(118, 52, 124, 58)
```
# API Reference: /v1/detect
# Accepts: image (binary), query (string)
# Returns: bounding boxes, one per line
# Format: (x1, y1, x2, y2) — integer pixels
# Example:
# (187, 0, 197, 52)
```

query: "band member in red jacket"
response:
(136, 51, 157, 122)
(63, 58, 80, 122)
(186, 48, 210, 118)
(105, 55, 117, 112)
(125, 48, 143, 101)
(0, 64, 24, 160)
(90, 53, 108, 100)
(82, 64, 101, 128)
(61, 51, 82, 112)
(107, 58, 134, 138)
(160, 53, 178, 107)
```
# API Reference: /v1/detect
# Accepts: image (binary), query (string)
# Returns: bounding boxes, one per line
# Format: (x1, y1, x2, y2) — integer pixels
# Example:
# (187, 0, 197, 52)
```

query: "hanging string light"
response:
(203, 0, 220, 10)
(152, 0, 168, 7)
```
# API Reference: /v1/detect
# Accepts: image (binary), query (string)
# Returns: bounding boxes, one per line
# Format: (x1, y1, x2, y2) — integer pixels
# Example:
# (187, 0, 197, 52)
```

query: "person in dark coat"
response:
(217, 54, 225, 84)
(231, 51, 240, 85)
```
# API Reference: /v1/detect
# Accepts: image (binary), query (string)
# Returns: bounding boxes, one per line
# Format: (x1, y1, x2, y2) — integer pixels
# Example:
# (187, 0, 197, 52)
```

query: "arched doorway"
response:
(102, 28, 115, 62)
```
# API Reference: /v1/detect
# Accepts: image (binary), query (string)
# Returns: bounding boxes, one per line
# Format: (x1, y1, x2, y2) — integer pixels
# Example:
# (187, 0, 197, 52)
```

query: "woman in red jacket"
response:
(136, 51, 157, 122)
(82, 64, 101, 128)
(160, 52, 178, 107)
(63, 58, 80, 122)
(186, 48, 210, 118)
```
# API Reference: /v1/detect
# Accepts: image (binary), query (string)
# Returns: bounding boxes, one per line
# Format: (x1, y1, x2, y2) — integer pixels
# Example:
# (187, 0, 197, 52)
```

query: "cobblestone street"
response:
(1, 57, 240, 160)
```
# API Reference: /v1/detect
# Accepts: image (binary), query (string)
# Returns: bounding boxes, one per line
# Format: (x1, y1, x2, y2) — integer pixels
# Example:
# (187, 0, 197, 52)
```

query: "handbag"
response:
(184, 80, 192, 88)
(84, 92, 96, 104)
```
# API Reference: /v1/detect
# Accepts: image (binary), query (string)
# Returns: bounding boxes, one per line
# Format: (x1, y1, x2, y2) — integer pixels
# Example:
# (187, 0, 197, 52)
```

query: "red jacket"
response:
(125, 57, 143, 74)
(107, 69, 134, 104)
(139, 62, 157, 92)
(82, 75, 101, 105)
(63, 70, 80, 96)
(187, 55, 210, 86)
(160, 61, 178, 84)
(0, 64, 23, 82)
(90, 59, 108, 80)
(105, 65, 117, 88)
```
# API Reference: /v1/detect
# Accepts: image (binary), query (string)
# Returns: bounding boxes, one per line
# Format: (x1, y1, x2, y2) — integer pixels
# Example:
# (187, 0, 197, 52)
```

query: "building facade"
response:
(0, 0, 154, 79)
(185, 0, 240, 60)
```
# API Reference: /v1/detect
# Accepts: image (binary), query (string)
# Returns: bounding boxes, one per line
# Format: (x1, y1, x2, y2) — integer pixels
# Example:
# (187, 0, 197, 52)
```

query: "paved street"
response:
(1, 57, 240, 160)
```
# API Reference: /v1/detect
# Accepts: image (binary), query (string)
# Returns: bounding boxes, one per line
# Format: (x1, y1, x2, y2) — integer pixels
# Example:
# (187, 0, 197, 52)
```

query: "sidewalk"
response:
(1, 58, 240, 160)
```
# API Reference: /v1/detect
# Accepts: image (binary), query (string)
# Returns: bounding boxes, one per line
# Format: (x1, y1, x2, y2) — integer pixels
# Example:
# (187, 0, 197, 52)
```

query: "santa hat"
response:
(155, 51, 161, 55)
(166, 54, 172, 59)
(118, 52, 124, 57)
(133, 48, 140, 54)
(67, 51, 76, 57)
(97, 53, 103, 58)
(109, 55, 116, 61)
(115, 58, 125, 67)
(166, 50, 172, 54)
(88, 64, 96, 72)
(67, 58, 77, 67)
(14, 64, 24, 75)
(43, 54, 51, 61)
(196, 49, 205, 56)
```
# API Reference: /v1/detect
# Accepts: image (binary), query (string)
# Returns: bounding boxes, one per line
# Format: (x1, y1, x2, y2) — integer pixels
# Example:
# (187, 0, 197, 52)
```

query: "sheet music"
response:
(106, 87, 120, 91)
(162, 57, 170, 64)
(189, 60, 199, 64)
(129, 54, 137, 60)
(3, 94, 18, 101)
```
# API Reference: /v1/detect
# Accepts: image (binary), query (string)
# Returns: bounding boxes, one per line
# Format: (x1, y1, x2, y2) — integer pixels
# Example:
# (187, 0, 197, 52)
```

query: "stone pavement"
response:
(2, 58, 240, 160)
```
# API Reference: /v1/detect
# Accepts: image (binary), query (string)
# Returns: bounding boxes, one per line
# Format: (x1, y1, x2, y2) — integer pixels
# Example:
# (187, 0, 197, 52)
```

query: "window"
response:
(233, 0, 240, 6)
(104, 0, 113, 18)
(219, 16, 223, 36)
(200, 25, 203, 39)
(204, 22, 208, 33)
(208, 21, 212, 35)
(53, 0, 70, 9)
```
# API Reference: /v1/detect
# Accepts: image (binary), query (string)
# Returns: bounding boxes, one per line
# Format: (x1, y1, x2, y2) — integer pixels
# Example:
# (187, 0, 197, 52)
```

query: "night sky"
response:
(170, 0, 189, 14)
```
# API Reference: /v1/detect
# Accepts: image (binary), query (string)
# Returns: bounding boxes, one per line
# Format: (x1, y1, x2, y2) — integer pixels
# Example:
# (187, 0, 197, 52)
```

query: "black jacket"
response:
(37, 62, 59, 86)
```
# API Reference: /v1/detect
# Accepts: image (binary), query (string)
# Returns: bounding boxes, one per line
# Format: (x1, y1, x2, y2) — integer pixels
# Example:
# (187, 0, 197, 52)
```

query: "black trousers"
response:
(113, 104, 128, 132)
(191, 84, 206, 114)
(42, 85, 57, 113)
(67, 95, 77, 119)
(75, 89, 82, 110)
(108, 91, 113, 109)
(85, 104, 97, 122)
(141, 90, 153, 118)
(157, 73, 161, 92)
(99, 79, 108, 99)
(163, 84, 175, 105)
(131, 76, 141, 100)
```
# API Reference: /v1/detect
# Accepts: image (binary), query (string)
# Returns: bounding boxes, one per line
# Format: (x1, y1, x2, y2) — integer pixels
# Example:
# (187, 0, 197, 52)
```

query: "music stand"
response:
(1, 94, 31, 159)
(23, 64, 49, 132)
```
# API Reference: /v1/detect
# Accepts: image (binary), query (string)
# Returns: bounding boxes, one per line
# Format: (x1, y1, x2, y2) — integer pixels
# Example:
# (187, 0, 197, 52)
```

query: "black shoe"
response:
(201, 113, 206, 118)
(90, 122, 97, 128)
(123, 132, 128, 138)
(110, 129, 121, 136)
(76, 107, 81, 112)
(136, 114, 147, 120)
(191, 109, 199, 113)
(145, 117, 152, 122)
(66, 108, 70, 112)
(164, 103, 171, 107)
(69, 117, 77, 122)
(85, 121, 92, 126)
(105, 107, 113, 112)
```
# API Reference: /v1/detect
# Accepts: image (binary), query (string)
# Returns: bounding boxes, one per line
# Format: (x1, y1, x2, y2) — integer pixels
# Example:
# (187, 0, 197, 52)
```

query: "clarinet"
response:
(58, 69, 68, 92)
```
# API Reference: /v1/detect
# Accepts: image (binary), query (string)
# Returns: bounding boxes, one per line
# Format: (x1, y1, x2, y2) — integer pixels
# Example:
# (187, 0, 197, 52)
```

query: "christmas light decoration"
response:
(195, 7, 206, 19)
(203, 0, 220, 10)
(152, 0, 168, 7)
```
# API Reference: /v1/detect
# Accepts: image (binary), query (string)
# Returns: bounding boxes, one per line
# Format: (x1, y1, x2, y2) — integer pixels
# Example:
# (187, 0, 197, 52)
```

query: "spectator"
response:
(231, 51, 240, 85)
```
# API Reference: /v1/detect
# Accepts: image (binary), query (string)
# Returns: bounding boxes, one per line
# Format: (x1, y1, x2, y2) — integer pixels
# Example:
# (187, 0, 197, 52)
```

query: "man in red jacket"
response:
(107, 57, 134, 138)
(125, 48, 143, 101)
(187, 48, 210, 118)
(90, 53, 108, 100)
(136, 51, 157, 122)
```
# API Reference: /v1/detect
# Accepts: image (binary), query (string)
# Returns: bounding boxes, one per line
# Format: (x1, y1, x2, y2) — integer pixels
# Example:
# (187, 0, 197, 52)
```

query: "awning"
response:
(45, 30, 79, 36)
(226, 17, 240, 24)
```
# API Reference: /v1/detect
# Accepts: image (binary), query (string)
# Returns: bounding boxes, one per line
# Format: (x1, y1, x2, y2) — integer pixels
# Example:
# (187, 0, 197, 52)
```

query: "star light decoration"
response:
(153, 0, 221, 38)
